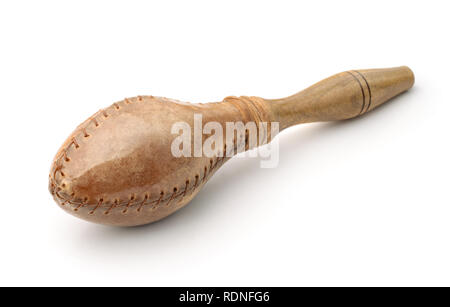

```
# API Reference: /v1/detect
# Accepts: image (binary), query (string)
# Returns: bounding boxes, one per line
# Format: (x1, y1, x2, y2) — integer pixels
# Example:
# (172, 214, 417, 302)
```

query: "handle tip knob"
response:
(355, 66, 414, 112)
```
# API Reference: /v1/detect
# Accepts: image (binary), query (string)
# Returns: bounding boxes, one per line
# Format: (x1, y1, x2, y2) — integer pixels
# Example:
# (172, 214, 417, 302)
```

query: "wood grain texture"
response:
(48, 66, 414, 226)
(267, 66, 414, 129)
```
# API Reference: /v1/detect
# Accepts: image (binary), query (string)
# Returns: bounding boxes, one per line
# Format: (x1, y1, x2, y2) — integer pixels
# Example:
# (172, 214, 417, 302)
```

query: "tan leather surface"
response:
(48, 96, 268, 226)
(49, 67, 414, 226)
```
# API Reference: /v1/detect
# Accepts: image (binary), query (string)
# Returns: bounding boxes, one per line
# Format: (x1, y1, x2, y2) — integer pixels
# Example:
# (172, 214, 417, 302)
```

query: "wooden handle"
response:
(264, 66, 414, 130)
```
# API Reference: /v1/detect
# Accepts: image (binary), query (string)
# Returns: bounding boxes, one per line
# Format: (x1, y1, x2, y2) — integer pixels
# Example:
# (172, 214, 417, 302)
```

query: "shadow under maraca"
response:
(72, 89, 414, 254)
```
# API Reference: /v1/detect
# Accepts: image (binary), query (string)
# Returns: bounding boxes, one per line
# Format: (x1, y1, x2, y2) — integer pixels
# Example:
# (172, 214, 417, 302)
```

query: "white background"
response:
(1, 0, 449, 286)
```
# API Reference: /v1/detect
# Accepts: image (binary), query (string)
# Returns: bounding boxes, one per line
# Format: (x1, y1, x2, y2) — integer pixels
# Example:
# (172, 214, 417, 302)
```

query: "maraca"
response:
(49, 66, 414, 226)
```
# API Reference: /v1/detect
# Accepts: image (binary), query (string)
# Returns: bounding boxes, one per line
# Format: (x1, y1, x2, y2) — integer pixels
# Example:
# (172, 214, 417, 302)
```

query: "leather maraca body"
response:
(49, 96, 262, 226)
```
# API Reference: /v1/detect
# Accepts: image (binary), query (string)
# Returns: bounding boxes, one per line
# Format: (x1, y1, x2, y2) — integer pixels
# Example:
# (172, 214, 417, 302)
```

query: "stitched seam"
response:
(51, 100, 127, 180)
(50, 154, 226, 214)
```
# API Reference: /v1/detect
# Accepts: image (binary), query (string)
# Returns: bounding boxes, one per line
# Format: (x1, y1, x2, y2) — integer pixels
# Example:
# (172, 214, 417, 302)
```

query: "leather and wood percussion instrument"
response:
(49, 66, 414, 226)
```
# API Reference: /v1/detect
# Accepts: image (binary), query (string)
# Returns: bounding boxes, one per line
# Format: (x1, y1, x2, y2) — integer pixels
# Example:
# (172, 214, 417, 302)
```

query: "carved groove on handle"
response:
(352, 70, 372, 113)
